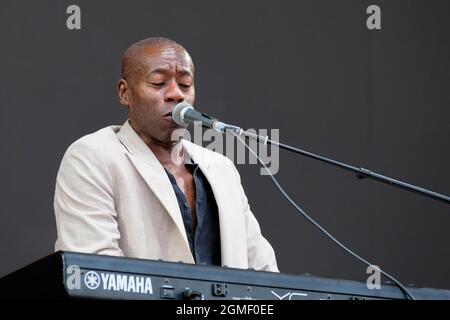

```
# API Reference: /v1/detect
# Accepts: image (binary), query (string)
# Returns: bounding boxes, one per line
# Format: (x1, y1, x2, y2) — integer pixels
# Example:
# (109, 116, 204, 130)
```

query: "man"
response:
(54, 37, 278, 272)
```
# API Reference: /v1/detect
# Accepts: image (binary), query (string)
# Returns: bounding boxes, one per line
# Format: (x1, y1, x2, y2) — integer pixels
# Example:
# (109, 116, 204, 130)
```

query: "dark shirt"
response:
(165, 164, 221, 266)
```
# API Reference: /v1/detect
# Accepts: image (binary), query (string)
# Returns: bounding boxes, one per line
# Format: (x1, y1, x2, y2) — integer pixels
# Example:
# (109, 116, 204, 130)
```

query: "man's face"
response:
(119, 45, 195, 146)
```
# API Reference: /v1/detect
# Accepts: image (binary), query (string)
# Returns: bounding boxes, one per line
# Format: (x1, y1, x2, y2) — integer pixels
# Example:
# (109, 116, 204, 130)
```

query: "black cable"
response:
(232, 132, 416, 300)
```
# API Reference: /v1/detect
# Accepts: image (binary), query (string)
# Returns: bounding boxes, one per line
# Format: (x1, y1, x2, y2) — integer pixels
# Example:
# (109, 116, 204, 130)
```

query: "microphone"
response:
(172, 102, 241, 134)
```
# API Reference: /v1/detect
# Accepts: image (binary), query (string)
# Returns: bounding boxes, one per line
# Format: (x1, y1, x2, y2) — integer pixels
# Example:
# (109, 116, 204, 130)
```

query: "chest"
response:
(173, 169, 196, 210)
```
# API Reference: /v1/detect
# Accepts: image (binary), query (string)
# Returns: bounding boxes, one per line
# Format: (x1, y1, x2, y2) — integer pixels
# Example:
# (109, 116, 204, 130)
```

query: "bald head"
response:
(121, 37, 194, 84)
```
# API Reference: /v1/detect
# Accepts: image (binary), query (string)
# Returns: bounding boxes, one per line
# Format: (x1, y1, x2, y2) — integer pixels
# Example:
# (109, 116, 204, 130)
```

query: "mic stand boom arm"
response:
(228, 127, 450, 205)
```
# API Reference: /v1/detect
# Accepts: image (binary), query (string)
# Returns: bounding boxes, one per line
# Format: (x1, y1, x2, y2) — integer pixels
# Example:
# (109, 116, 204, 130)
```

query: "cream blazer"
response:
(54, 120, 278, 272)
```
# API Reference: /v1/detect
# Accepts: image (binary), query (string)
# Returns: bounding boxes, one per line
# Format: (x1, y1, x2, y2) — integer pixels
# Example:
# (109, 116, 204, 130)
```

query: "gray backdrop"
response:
(1, 0, 449, 290)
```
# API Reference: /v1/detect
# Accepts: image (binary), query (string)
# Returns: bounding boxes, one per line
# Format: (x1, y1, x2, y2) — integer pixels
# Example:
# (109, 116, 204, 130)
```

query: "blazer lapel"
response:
(116, 120, 190, 253)
(182, 139, 244, 267)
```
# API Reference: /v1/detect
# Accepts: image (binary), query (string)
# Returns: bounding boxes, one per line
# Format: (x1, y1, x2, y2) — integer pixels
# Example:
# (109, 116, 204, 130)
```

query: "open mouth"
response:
(163, 112, 179, 126)
(163, 107, 174, 118)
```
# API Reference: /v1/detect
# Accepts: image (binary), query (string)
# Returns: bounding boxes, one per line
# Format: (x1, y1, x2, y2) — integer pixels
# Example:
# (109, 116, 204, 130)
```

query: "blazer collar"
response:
(116, 120, 192, 259)
(116, 119, 162, 168)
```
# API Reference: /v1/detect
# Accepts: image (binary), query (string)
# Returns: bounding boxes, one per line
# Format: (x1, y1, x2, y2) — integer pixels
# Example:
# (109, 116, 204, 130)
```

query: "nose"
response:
(164, 79, 184, 103)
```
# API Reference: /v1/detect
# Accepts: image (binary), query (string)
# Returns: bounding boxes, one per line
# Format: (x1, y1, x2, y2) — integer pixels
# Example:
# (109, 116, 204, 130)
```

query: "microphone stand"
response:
(230, 128, 450, 205)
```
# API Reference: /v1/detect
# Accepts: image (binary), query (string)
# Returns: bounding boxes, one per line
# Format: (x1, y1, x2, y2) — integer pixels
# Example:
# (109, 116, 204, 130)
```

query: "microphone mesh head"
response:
(172, 102, 193, 125)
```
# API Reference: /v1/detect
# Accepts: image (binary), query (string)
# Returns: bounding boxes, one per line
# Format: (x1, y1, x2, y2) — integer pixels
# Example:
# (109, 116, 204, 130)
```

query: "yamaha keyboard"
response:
(1, 251, 449, 300)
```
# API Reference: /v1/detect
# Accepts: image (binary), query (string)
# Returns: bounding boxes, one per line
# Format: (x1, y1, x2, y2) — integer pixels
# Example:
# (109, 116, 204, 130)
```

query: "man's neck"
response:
(148, 141, 184, 172)
(129, 121, 186, 171)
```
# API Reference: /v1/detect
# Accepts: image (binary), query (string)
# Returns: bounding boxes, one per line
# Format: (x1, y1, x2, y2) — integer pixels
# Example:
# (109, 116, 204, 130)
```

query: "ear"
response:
(117, 78, 129, 107)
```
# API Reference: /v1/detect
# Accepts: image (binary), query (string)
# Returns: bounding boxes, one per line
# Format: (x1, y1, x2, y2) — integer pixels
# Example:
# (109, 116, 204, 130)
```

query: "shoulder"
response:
(69, 125, 121, 149)
(62, 125, 123, 164)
